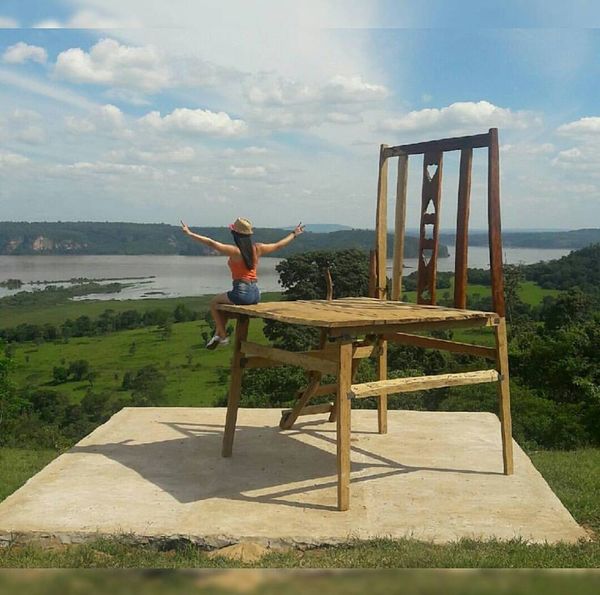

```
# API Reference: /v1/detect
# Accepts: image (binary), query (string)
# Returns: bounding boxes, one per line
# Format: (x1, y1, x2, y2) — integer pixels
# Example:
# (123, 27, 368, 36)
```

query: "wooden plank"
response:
(392, 153, 408, 301)
(383, 132, 490, 158)
(417, 151, 443, 305)
(240, 342, 337, 375)
(282, 402, 333, 417)
(327, 316, 499, 337)
(222, 316, 249, 457)
(310, 383, 337, 397)
(488, 127, 506, 317)
(280, 374, 322, 429)
(325, 267, 333, 301)
(375, 144, 389, 299)
(368, 249, 377, 298)
(219, 298, 499, 329)
(494, 317, 514, 475)
(337, 340, 353, 511)
(242, 356, 285, 369)
(280, 328, 329, 429)
(377, 337, 388, 434)
(350, 369, 500, 399)
(384, 331, 496, 359)
(454, 147, 473, 309)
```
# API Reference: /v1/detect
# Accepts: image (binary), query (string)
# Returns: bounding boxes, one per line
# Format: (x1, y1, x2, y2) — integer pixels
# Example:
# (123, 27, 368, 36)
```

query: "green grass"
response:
(0, 448, 59, 502)
(0, 291, 281, 328)
(0, 447, 598, 568)
(530, 449, 600, 535)
(11, 318, 269, 407)
(403, 281, 559, 308)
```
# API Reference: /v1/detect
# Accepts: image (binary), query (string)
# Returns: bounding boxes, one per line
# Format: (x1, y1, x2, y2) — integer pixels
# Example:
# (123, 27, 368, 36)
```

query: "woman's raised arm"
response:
(257, 223, 305, 256)
(180, 220, 238, 256)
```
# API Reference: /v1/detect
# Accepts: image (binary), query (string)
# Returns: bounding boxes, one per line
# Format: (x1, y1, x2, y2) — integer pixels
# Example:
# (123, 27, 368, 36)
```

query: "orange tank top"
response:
(228, 246, 258, 281)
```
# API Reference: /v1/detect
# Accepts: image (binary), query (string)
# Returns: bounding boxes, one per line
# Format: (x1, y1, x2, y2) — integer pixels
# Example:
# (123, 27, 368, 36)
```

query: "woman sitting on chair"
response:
(180, 217, 305, 349)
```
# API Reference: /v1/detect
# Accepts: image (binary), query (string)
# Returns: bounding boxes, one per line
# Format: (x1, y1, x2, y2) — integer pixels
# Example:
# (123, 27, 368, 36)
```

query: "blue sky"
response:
(0, 1, 599, 229)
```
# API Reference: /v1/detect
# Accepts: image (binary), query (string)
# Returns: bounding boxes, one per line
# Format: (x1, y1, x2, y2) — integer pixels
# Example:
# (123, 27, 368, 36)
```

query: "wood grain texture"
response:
(384, 331, 497, 359)
(384, 132, 490, 157)
(392, 153, 409, 301)
(375, 144, 389, 299)
(350, 369, 500, 399)
(417, 151, 443, 305)
(337, 340, 353, 511)
(488, 127, 506, 317)
(222, 316, 249, 457)
(240, 341, 337, 375)
(454, 147, 473, 309)
(494, 317, 514, 474)
(218, 297, 496, 329)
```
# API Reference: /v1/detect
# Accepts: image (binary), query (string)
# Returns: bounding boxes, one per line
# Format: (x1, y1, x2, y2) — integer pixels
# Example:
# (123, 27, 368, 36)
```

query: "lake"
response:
(0, 247, 571, 301)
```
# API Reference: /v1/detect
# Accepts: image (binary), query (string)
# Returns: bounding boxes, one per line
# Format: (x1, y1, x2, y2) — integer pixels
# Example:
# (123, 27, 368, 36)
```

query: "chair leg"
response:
(494, 317, 514, 475)
(329, 357, 360, 423)
(280, 372, 322, 429)
(222, 316, 249, 457)
(336, 340, 353, 511)
(377, 337, 388, 434)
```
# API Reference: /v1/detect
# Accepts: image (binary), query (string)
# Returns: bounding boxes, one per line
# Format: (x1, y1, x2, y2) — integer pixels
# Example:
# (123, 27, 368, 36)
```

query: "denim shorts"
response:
(227, 280, 260, 305)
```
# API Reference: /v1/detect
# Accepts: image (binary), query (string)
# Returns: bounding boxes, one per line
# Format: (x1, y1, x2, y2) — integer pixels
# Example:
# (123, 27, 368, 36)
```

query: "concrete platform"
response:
(0, 407, 587, 548)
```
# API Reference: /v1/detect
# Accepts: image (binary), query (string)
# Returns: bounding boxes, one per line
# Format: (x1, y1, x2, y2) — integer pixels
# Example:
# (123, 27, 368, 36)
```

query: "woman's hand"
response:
(293, 222, 305, 237)
(180, 220, 191, 235)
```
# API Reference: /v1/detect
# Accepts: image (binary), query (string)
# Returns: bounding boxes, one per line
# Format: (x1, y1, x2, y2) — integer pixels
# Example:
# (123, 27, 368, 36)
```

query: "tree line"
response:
(0, 221, 445, 259)
(0, 303, 199, 344)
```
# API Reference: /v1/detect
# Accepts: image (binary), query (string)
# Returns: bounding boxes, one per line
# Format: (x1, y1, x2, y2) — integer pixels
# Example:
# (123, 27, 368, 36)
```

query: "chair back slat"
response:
(454, 147, 473, 308)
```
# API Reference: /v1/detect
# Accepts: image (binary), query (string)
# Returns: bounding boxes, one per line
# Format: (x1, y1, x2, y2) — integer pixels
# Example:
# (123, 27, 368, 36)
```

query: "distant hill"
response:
(524, 243, 600, 290)
(440, 228, 600, 250)
(0, 221, 449, 259)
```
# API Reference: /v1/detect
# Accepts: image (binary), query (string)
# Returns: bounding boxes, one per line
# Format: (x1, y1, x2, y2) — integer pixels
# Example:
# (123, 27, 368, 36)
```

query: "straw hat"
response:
(229, 217, 253, 235)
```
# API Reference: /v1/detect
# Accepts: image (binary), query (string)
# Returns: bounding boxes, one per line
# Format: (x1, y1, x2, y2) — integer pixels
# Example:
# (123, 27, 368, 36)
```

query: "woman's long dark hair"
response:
(231, 231, 255, 270)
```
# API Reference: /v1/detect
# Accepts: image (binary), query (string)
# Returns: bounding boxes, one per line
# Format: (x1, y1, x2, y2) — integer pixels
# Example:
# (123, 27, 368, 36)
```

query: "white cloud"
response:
(65, 115, 97, 134)
(140, 108, 246, 136)
(53, 160, 168, 181)
(557, 117, 600, 138)
(0, 67, 96, 110)
(34, 10, 140, 29)
(15, 126, 46, 144)
(0, 16, 18, 28)
(552, 146, 600, 175)
(501, 142, 555, 155)
(55, 38, 169, 92)
(64, 104, 130, 137)
(2, 42, 48, 64)
(322, 75, 388, 103)
(106, 147, 196, 163)
(247, 74, 388, 107)
(243, 146, 268, 155)
(229, 165, 267, 178)
(0, 151, 30, 167)
(379, 101, 541, 135)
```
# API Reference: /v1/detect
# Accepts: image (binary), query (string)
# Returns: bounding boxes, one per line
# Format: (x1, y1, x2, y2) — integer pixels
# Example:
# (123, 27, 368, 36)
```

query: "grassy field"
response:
(11, 318, 271, 407)
(0, 446, 598, 568)
(0, 448, 58, 502)
(0, 292, 282, 328)
(403, 281, 559, 307)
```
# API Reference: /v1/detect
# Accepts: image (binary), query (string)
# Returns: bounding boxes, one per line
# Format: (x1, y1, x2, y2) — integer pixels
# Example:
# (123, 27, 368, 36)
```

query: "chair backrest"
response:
(373, 127, 505, 317)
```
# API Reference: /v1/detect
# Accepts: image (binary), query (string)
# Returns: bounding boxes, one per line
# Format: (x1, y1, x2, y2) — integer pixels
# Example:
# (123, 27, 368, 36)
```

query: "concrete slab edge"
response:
(0, 529, 588, 551)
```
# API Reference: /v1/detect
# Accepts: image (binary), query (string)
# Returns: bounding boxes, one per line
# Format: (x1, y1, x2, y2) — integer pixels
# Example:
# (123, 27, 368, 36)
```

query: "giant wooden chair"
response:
(218, 128, 513, 511)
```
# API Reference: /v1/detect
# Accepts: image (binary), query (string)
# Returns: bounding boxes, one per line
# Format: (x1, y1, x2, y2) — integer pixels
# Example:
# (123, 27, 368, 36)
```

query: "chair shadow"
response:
(68, 419, 502, 512)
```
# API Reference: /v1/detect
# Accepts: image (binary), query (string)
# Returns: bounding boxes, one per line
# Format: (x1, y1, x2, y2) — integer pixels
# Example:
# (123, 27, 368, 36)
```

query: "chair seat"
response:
(218, 297, 498, 330)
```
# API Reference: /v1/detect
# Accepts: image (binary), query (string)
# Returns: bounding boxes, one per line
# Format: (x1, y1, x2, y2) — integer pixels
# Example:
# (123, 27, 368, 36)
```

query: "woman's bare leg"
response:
(210, 293, 233, 337)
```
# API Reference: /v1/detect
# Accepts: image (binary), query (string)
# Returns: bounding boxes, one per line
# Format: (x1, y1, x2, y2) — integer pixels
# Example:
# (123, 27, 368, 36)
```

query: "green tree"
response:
(68, 359, 90, 381)
(0, 343, 26, 432)
(53, 366, 69, 384)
